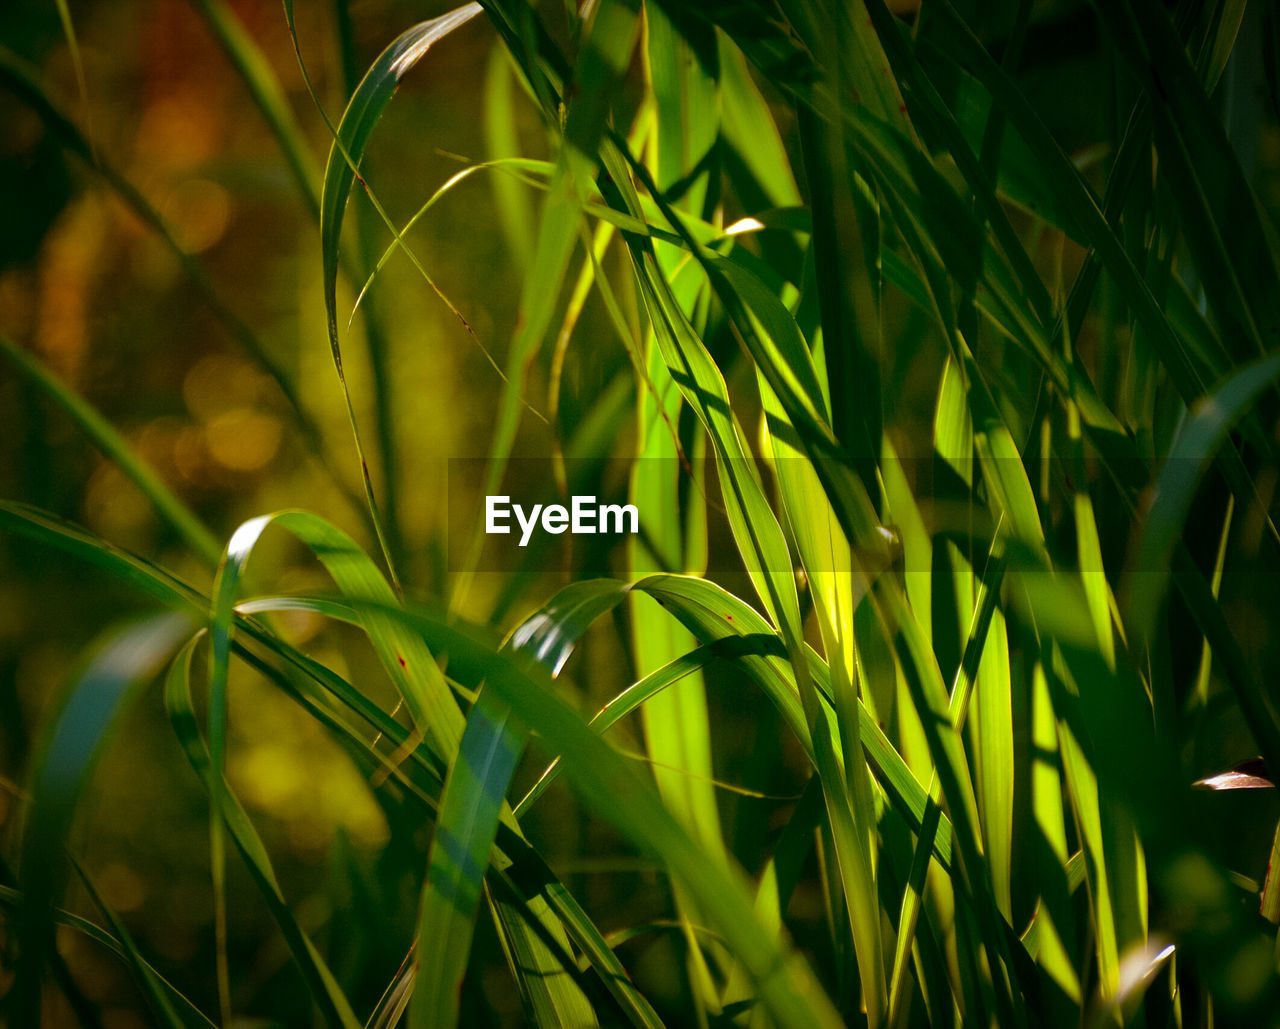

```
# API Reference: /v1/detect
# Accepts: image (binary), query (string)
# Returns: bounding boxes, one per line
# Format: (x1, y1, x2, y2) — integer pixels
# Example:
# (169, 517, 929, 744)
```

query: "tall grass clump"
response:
(3, 0, 1280, 1027)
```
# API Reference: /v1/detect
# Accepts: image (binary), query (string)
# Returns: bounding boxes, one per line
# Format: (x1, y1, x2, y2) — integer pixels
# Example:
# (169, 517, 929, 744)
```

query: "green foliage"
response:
(3, 0, 1280, 1027)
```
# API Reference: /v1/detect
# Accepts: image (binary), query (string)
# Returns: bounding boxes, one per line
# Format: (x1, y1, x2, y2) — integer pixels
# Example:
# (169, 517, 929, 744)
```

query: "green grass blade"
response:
(315, 3, 484, 589)
(1096, 0, 1280, 366)
(1053, 691, 1124, 1000)
(163, 637, 364, 1029)
(211, 593, 661, 1029)
(0, 488, 888, 1029)
(12, 614, 193, 1025)
(1026, 662, 1081, 1004)
(0, 502, 204, 609)
(0, 882, 214, 1028)
(758, 363, 888, 1023)
(485, 46, 536, 269)
(412, 581, 622, 1029)
(319, 3, 484, 344)
(972, 606, 1013, 920)
(606, 143, 890, 563)
(186, 0, 322, 220)
(874, 578, 1024, 1026)
(364, 605, 848, 1029)
(0, 334, 220, 566)
(718, 35, 801, 207)
(886, 545, 1007, 1022)
(631, 49, 727, 995)
(208, 511, 465, 782)
(203, 509, 460, 1015)
(411, 691, 527, 1029)
(70, 858, 189, 1029)
(623, 213, 890, 1020)
(240, 586, 841, 1029)
(1128, 352, 1280, 642)
(247, 583, 951, 1021)
(632, 575, 954, 869)
(517, 633, 781, 815)
(645, 1, 718, 213)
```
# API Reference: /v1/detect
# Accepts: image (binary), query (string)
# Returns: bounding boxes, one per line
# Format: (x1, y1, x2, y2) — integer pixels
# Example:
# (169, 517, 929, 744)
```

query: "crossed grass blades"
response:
(3, 0, 1280, 1026)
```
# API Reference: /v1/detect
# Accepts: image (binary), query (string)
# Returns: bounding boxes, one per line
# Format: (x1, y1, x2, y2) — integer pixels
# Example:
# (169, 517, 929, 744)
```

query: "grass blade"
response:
(317, 3, 484, 589)
(186, 0, 321, 220)
(0, 333, 220, 566)
(0, 882, 214, 1028)
(163, 637, 364, 1029)
(411, 582, 618, 1029)
(1128, 353, 1280, 642)
(0, 45, 354, 510)
(12, 614, 193, 1025)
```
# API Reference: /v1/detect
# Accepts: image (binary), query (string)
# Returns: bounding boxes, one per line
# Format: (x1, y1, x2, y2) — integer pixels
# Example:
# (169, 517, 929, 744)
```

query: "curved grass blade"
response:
(319, 1, 484, 373)
(315, 2, 484, 589)
(225, 592, 656, 1029)
(0, 883, 214, 1029)
(411, 695, 561, 1029)
(414, 575, 659, 1029)
(348, 159, 550, 323)
(0, 502, 442, 802)
(234, 597, 667, 1029)
(237, 586, 892, 1028)
(0, 493, 848, 1029)
(209, 509, 463, 1023)
(251, 588, 653, 1028)
(12, 614, 193, 1025)
(625, 575, 955, 871)
(71, 858, 189, 1029)
(873, 576, 1023, 1026)
(346, 603, 847, 1029)
(516, 633, 782, 815)
(794, 75, 882, 486)
(1128, 352, 1280, 642)
(0, 501, 645, 1023)
(163, 638, 363, 1029)
(211, 511, 465, 762)
(0, 505, 448, 802)
(0, 502, 204, 610)
(505, 579, 630, 674)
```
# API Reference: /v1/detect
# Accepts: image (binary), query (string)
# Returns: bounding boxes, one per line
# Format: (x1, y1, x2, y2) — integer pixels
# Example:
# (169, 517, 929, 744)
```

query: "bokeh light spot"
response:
(204, 408, 282, 472)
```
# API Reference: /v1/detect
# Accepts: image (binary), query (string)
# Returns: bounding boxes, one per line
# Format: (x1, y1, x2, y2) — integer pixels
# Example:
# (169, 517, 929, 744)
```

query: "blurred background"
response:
(3, 0, 1280, 1025)
(0, 2, 740, 1021)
